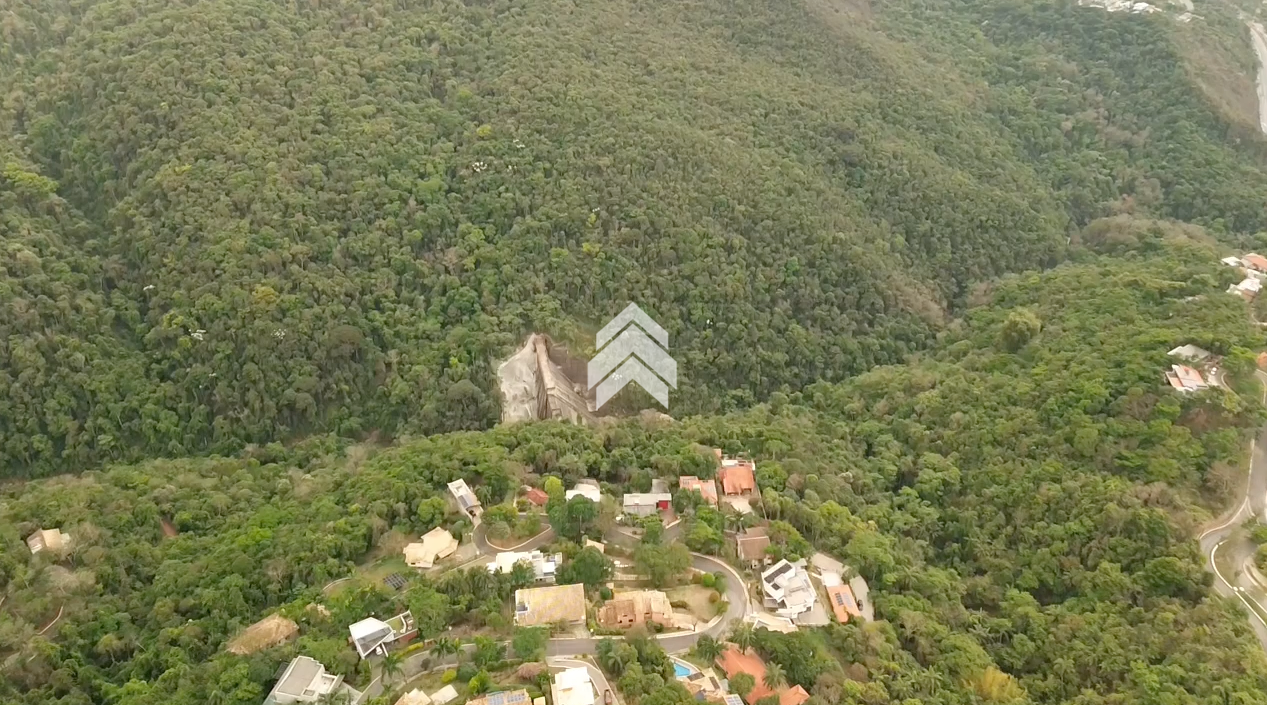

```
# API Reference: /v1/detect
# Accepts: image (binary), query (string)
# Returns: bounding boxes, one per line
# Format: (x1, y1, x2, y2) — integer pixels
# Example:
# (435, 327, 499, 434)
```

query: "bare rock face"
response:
(497, 334, 595, 425)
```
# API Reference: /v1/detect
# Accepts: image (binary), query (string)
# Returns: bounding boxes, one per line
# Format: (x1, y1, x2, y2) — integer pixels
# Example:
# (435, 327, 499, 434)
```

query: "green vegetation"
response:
(6, 239, 1267, 703)
(4, 0, 1267, 479)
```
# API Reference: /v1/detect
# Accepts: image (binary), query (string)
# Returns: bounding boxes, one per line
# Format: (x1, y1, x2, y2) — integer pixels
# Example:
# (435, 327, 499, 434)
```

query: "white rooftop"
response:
(554, 667, 596, 705)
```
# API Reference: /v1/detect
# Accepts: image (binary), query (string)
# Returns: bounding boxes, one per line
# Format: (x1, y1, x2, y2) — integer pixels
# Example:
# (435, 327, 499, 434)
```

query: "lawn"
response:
(666, 585, 721, 620)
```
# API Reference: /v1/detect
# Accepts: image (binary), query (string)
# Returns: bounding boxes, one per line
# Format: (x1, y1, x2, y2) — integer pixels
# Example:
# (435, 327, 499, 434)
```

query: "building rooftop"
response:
(1167, 344, 1212, 362)
(566, 481, 602, 503)
(718, 458, 757, 495)
(623, 492, 672, 507)
(826, 584, 861, 624)
(404, 526, 459, 569)
(736, 527, 771, 562)
(467, 690, 531, 705)
(678, 476, 718, 504)
(715, 647, 807, 705)
(762, 559, 816, 616)
(515, 583, 587, 626)
(525, 488, 549, 506)
(554, 667, 596, 705)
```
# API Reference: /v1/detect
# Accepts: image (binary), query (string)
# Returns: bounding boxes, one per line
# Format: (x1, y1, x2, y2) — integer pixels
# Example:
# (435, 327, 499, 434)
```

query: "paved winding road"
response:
(1199, 370, 1267, 649)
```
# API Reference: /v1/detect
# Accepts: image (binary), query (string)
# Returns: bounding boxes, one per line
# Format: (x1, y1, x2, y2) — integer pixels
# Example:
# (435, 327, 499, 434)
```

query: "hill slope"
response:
(3, 0, 1267, 477)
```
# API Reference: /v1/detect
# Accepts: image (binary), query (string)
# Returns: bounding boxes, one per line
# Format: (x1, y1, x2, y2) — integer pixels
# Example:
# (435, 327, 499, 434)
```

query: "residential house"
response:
(715, 647, 810, 705)
(1165, 364, 1209, 393)
(348, 611, 417, 659)
(623, 492, 672, 517)
(761, 560, 817, 619)
(679, 671, 725, 701)
(514, 583, 587, 627)
(1245, 253, 1267, 272)
(395, 691, 432, 705)
(553, 667, 597, 705)
(826, 584, 862, 624)
(1229, 276, 1262, 300)
(1167, 344, 1212, 362)
(566, 480, 603, 503)
(678, 476, 718, 505)
(26, 527, 70, 555)
(524, 488, 549, 507)
(430, 686, 459, 705)
(447, 479, 482, 520)
(263, 656, 362, 705)
(735, 527, 771, 569)
(466, 690, 531, 705)
(1222, 256, 1245, 267)
(598, 590, 676, 629)
(716, 454, 757, 496)
(403, 526, 459, 569)
(488, 550, 562, 582)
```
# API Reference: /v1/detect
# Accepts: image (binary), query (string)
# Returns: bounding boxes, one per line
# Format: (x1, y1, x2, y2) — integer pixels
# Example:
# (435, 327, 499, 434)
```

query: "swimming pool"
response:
(673, 661, 698, 678)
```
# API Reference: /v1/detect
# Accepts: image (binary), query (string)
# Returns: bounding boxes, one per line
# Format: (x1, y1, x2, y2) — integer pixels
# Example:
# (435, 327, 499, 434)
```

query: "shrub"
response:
(599, 586, 613, 600)
(457, 663, 478, 682)
(708, 592, 720, 603)
(441, 669, 457, 684)
(700, 573, 716, 588)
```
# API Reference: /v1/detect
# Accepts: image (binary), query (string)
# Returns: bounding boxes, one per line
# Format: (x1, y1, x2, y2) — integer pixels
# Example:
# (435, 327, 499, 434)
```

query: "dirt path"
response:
(1248, 21, 1267, 134)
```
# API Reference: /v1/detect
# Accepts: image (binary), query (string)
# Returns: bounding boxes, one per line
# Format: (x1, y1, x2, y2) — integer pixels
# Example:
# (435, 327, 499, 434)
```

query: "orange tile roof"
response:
(679, 476, 718, 504)
(718, 461, 756, 495)
(826, 584, 860, 623)
(717, 647, 806, 705)
(1246, 253, 1267, 271)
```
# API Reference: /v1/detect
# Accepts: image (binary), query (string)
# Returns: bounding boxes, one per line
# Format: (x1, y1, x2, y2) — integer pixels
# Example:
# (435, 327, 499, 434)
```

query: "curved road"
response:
(1199, 370, 1267, 649)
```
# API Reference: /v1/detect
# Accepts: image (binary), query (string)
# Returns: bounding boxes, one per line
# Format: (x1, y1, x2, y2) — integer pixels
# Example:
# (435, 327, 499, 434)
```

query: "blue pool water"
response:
(673, 662, 696, 678)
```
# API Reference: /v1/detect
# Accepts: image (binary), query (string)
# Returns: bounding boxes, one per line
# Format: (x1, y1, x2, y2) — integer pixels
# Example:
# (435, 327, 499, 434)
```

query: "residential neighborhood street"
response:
(1199, 370, 1267, 651)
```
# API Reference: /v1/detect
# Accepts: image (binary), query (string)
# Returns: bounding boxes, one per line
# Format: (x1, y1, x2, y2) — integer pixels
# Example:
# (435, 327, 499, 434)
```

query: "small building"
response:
(430, 685, 459, 705)
(26, 528, 70, 555)
(584, 538, 606, 553)
(1222, 255, 1245, 267)
(466, 690, 531, 705)
(395, 690, 432, 705)
(1165, 364, 1208, 393)
(623, 492, 672, 517)
(566, 480, 602, 503)
(826, 584, 862, 624)
(264, 656, 362, 705)
(553, 667, 596, 705)
(1229, 276, 1262, 300)
(403, 526, 459, 569)
(1245, 253, 1267, 272)
(761, 560, 817, 619)
(1167, 344, 1212, 362)
(514, 583, 587, 627)
(524, 488, 549, 507)
(678, 476, 718, 505)
(488, 550, 562, 582)
(736, 527, 771, 569)
(448, 479, 482, 520)
(716, 453, 757, 496)
(598, 590, 675, 629)
(348, 611, 417, 659)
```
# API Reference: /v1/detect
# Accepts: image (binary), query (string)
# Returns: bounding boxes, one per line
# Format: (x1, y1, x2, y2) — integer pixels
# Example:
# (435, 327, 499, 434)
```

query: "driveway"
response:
(473, 524, 555, 555)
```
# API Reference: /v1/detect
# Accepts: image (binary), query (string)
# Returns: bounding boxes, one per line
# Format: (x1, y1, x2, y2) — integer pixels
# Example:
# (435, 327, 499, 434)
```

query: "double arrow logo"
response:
(588, 303, 677, 410)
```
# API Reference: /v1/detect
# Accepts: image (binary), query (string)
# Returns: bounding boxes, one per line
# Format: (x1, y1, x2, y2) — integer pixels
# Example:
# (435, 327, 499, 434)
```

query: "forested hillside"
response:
(4, 0, 1267, 477)
(4, 238, 1267, 704)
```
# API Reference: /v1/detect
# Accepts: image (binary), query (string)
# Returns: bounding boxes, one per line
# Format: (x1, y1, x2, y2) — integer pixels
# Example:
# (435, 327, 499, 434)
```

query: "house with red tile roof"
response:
(715, 647, 810, 705)
(679, 475, 718, 505)
(524, 488, 549, 507)
(717, 458, 757, 496)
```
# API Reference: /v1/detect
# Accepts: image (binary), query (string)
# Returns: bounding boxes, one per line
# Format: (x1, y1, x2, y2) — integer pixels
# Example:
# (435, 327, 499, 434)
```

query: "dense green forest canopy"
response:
(4, 0, 1267, 477)
(4, 239, 1267, 705)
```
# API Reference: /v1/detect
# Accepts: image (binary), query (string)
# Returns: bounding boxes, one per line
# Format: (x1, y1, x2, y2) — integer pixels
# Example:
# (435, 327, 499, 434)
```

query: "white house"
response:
(622, 493, 671, 517)
(264, 656, 362, 705)
(447, 479, 482, 520)
(487, 550, 562, 582)
(348, 611, 416, 659)
(761, 559, 817, 619)
(553, 667, 596, 705)
(566, 480, 602, 503)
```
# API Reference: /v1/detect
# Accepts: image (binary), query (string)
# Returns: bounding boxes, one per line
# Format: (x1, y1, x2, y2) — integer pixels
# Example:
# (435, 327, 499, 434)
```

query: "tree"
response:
(472, 636, 504, 668)
(557, 547, 614, 588)
(379, 650, 404, 688)
(764, 662, 786, 690)
(692, 635, 723, 664)
(512, 627, 548, 661)
(729, 624, 756, 653)
(432, 636, 461, 662)
(731, 673, 756, 699)
(999, 308, 1042, 352)
(634, 542, 691, 588)
(468, 670, 493, 695)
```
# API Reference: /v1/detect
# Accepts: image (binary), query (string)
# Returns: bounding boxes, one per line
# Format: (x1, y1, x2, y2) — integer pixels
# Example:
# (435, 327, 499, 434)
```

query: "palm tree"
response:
(432, 636, 460, 663)
(380, 650, 404, 688)
(692, 635, 723, 664)
(729, 623, 755, 652)
(763, 662, 786, 691)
